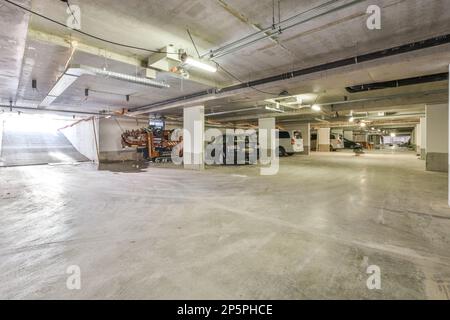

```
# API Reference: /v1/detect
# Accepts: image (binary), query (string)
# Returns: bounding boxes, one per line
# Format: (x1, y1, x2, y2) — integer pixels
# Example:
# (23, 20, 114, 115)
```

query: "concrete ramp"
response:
(0, 120, 89, 167)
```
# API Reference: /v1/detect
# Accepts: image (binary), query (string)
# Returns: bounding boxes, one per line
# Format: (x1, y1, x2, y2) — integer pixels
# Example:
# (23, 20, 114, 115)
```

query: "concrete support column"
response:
(302, 123, 311, 155)
(426, 104, 448, 172)
(420, 117, 427, 160)
(415, 123, 421, 156)
(259, 118, 276, 160)
(317, 128, 331, 152)
(183, 106, 205, 170)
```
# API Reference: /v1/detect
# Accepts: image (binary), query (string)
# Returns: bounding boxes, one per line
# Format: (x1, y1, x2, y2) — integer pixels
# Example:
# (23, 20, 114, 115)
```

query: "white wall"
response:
(60, 117, 99, 162)
(99, 117, 149, 153)
(420, 117, 427, 150)
(427, 104, 448, 153)
(415, 123, 421, 148)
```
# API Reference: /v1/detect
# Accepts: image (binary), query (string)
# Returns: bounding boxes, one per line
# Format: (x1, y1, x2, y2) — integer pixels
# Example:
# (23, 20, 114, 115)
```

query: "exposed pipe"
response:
(206, 107, 262, 117)
(209, 0, 365, 59)
(346, 73, 449, 93)
(213, 89, 442, 122)
(202, 0, 348, 58)
(130, 33, 450, 115)
(81, 65, 170, 88)
(0, 104, 152, 120)
(352, 113, 426, 121)
(319, 89, 447, 108)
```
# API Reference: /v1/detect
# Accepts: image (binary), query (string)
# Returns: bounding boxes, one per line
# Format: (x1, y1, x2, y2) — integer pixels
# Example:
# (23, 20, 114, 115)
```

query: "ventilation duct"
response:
(39, 64, 169, 109)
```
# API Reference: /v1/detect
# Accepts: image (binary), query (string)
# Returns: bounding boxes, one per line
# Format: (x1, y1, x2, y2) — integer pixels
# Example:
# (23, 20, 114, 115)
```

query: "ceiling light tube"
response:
(185, 57, 217, 73)
(311, 104, 321, 111)
(265, 105, 285, 113)
(40, 96, 58, 108)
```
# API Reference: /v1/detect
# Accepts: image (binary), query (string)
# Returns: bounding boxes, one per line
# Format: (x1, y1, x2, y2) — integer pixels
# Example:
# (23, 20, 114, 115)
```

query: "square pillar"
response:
(426, 104, 448, 172)
(184, 106, 205, 170)
(302, 123, 311, 155)
(259, 118, 276, 160)
(415, 123, 421, 156)
(420, 117, 427, 160)
(317, 128, 331, 152)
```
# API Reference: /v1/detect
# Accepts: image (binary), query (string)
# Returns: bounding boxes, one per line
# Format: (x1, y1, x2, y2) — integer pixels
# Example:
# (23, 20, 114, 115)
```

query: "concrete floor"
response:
(1, 151, 450, 299)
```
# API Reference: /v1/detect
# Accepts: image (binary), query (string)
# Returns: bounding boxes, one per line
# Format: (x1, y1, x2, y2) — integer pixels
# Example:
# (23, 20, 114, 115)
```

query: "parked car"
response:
(310, 133, 344, 151)
(330, 133, 344, 151)
(344, 138, 362, 150)
(278, 130, 304, 157)
(207, 133, 258, 165)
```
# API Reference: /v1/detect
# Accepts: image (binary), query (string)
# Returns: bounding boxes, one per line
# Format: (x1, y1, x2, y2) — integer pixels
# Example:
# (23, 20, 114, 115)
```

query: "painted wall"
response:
(415, 123, 421, 149)
(60, 117, 99, 162)
(98, 117, 149, 162)
(426, 104, 448, 154)
(426, 104, 448, 172)
(317, 128, 331, 152)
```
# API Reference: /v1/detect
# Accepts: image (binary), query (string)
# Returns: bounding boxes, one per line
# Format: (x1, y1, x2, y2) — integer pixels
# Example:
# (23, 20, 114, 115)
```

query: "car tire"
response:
(278, 147, 287, 157)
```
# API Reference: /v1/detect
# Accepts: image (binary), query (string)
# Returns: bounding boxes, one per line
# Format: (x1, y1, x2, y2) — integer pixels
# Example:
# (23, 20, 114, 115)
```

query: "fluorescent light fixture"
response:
(265, 105, 285, 113)
(48, 74, 78, 97)
(40, 96, 58, 108)
(311, 104, 321, 111)
(185, 57, 217, 73)
(40, 72, 80, 108)
(390, 132, 396, 137)
(378, 112, 385, 117)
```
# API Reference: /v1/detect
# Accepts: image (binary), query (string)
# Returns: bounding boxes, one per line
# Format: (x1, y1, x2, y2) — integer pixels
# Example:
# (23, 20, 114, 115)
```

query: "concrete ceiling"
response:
(0, 0, 449, 128)
(0, 0, 30, 105)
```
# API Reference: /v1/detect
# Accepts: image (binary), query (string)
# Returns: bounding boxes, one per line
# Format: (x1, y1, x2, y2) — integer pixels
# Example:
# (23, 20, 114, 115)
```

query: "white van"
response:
(278, 131, 304, 156)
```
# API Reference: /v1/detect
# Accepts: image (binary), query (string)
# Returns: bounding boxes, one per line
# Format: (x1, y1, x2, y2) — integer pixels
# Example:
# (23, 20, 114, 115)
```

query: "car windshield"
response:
(278, 132, 290, 139)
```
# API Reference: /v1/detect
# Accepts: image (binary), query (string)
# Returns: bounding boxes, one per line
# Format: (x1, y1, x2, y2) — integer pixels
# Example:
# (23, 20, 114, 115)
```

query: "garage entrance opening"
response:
(0, 114, 89, 167)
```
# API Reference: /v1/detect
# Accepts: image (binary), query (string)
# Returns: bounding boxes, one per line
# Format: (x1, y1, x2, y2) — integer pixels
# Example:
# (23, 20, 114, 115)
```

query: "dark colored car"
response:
(344, 138, 362, 150)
